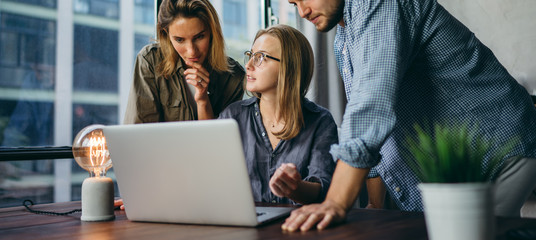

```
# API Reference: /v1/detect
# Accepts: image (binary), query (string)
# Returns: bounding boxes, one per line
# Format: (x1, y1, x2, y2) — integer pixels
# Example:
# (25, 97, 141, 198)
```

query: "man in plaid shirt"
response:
(283, 0, 536, 232)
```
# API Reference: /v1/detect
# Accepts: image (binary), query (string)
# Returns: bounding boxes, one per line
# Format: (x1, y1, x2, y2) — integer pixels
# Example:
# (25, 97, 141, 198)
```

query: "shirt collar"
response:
(240, 97, 321, 113)
(302, 98, 321, 113)
(241, 96, 258, 106)
(342, 0, 352, 28)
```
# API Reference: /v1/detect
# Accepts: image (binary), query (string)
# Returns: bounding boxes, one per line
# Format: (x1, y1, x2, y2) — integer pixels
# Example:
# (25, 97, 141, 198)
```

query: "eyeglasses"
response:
(244, 50, 280, 67)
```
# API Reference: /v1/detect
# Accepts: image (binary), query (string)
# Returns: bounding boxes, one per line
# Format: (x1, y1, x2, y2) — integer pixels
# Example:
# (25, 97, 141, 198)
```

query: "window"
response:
(219, 0, 261, 67)
(1, 12, 56, 148)
(0, 0, 154, 207)
(15, 0, 57, 8)
(222, 0, 247, 46)
(270, 0, 297, 28)
(134, 0, 156, 25)
(0, 0, 277, 208)
(74, 0, 119, 19)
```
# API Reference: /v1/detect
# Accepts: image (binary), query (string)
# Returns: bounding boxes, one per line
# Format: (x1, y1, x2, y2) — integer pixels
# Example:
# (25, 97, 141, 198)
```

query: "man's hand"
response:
(281, 199, 347, 232)
(281, 160, 370, 231)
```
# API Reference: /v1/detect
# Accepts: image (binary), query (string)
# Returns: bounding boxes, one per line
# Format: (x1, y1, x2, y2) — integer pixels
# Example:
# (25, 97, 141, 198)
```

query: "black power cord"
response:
(23, 199, 81, 216)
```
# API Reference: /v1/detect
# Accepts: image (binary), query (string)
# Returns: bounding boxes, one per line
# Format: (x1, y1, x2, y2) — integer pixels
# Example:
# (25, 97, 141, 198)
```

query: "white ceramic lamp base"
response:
(81, 177, 115, 221)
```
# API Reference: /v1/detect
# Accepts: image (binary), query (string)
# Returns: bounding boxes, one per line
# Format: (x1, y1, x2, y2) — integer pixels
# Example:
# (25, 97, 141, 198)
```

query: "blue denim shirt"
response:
(330, 0, 536, 211)
(219, 97, 338, 204)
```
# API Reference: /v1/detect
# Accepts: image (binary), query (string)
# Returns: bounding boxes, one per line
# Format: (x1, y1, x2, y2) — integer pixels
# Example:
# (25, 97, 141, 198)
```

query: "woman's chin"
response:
(246, 84, 256, 93)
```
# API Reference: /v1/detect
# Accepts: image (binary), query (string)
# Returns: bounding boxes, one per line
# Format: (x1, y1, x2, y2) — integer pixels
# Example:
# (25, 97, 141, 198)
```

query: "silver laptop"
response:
(103, 119, 293, 227)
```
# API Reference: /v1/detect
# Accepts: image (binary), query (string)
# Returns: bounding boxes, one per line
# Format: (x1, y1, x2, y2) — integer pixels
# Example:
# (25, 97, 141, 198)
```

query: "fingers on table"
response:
(316, 213, 334, 230)
(282, 204, 340, 232)
(301, 212, 327, 231)
(282, 207, 325, 232)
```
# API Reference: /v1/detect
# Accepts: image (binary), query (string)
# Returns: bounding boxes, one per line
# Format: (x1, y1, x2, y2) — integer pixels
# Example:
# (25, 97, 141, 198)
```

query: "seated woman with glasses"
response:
(123, 0, 244, 124)
(217, 25, 338, 205)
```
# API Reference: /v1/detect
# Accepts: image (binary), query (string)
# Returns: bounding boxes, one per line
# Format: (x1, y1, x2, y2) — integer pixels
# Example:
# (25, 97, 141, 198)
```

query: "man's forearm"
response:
(288, 181, 322, 205)
(325, 160, 370, 211)
(366, 176, 386, 209)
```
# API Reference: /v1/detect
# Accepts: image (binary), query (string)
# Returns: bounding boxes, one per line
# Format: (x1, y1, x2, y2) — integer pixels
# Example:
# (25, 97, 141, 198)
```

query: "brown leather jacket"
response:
(124, 43, 245, 124)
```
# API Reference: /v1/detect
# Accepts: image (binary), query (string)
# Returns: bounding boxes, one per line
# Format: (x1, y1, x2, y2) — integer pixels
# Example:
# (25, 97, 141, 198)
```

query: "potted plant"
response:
(406, 123, 515, 240)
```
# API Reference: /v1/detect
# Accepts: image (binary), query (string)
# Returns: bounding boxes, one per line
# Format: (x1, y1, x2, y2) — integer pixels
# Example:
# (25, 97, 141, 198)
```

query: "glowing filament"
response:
(89, 136, 107, 175)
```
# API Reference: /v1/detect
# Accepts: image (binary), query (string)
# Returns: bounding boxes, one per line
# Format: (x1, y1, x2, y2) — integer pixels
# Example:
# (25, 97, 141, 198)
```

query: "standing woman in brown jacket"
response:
(124, 0, 244, 123)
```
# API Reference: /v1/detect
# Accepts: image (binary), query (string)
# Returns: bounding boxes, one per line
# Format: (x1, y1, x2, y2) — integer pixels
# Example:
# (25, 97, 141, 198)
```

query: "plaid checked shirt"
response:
(329, 0, 536, 211)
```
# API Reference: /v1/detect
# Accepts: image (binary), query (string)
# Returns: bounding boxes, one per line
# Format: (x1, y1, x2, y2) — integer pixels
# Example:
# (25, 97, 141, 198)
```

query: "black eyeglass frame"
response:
(244, 50, 280, 66)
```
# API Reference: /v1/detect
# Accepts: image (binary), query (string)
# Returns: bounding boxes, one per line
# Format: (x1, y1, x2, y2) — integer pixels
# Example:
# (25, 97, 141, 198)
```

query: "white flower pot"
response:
(418, 183, 494, 240)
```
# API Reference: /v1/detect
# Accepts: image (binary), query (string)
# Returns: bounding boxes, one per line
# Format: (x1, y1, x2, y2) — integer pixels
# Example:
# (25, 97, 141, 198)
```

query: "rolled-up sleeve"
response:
(330, 0, 413, 169)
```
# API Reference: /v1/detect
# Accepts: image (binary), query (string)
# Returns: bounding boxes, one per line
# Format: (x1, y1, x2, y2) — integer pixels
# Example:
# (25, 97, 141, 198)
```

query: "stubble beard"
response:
(316, 2, 344, 32)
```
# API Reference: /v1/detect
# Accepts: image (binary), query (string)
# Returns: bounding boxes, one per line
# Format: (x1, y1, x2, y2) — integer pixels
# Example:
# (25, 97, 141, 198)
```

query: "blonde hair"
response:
(252, 25, 314, 140)
(156, 0, 229, 78)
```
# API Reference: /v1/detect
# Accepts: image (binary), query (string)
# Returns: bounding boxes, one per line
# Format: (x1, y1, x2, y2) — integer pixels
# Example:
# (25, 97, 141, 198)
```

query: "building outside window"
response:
(0, 0, 148, 207)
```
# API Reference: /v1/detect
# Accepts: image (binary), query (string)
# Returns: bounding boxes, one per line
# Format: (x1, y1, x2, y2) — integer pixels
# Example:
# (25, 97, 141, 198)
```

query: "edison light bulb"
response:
(73, 124, 115, 221)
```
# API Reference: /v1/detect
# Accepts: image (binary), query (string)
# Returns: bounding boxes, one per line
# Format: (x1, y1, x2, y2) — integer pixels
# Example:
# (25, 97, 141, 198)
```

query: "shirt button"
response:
(271, 154, 275, 158)
(395, 187, 401, 192)
(255, 111, 258, 116)
(262, 132, 266, 137)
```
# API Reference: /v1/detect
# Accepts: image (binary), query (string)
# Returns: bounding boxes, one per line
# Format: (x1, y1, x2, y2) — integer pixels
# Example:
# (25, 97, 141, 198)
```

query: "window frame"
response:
(0, 0, 280, 161)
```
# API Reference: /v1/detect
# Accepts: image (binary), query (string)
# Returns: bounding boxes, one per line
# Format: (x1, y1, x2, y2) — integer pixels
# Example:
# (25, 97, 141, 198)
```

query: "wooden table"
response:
(1, 201, 535, 239)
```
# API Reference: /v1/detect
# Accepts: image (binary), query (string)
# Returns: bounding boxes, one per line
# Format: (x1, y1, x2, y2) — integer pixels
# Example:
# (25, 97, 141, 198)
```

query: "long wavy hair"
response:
(252, 25, 314, 140)
(156, 0, 229, 78)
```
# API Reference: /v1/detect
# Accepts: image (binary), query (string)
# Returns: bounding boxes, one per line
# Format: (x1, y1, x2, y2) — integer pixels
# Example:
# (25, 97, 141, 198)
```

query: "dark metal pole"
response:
(0, 146, 73, 161)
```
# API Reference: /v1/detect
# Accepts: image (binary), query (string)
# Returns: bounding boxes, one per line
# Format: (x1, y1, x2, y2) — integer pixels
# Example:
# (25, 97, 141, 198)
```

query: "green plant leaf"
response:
(404, 122, 515, 183)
